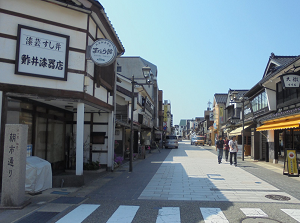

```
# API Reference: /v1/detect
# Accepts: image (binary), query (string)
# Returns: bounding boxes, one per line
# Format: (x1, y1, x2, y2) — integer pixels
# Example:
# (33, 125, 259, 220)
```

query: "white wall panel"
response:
(85, 80, 93, 96)
(0, 14, 87, 50)
(86, 60, 94, 78)
(1, 0, 88, 29)
(93, 112, 108, 122)
(108, 94, 113, 105)
(89, 17, 97, 39)
(0, 38, 16, 60)
(68, 51, 85, 71)
(0, 62, 84, 91)
(94, 86, 108, 102)
(97, 28, 105, 39)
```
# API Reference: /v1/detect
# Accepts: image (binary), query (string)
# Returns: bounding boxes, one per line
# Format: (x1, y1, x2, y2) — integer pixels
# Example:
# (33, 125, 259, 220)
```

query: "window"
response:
(117, 66, 122, 72)
(277, 82, 283, 104)
(91, 132, 106, 144)
(251, 91, 268, 113)
(277, 81, 300, 106)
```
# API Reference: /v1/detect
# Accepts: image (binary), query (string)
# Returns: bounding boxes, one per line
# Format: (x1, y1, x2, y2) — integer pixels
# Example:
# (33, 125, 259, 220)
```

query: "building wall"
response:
(0, 0, 124, 173)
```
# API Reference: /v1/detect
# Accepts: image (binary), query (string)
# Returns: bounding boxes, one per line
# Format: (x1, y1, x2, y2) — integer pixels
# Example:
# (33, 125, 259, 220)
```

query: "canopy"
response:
(228, 125, 250, 136)
(256, 119, 300, 131)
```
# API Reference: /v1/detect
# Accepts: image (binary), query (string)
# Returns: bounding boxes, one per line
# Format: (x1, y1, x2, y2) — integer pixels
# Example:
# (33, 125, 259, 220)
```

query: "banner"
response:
(164, 105, 168, 122)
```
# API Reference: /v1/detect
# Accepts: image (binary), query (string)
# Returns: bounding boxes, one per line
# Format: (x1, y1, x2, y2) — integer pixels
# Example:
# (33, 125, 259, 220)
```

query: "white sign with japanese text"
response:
(15, 25, 69, 80)
(281, 74, 300, 89)
(90, 38, 117, 66)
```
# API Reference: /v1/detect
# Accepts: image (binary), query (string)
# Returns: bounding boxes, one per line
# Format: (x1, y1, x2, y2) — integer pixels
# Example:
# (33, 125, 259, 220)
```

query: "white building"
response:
(115, 57, 158, 155)
(0, 0, 125, 183)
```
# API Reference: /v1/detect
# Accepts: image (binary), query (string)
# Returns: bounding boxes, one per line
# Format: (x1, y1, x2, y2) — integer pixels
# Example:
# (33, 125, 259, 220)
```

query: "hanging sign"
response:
(15, 25, 69, 80)
(90, 39, 117, 66)
(280, 73, 300, 89)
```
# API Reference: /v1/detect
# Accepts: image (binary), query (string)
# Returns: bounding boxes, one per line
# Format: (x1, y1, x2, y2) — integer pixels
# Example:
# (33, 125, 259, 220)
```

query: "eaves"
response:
(259, 55, 300, 85)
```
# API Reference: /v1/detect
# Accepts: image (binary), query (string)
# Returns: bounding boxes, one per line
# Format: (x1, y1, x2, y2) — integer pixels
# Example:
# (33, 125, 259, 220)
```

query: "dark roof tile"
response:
(214, 93, 227, 104)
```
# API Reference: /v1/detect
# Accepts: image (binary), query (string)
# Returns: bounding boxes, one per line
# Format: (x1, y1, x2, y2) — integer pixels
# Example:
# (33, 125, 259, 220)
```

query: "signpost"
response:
(1, 124, 29, 208)
(283, 149, 299, 177)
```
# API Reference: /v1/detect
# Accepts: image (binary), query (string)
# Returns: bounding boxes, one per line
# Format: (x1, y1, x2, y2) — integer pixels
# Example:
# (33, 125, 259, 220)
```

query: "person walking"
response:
(215, 136, 224, 164)
(223, 136, 230, 162)
(229, 136, 238, 166)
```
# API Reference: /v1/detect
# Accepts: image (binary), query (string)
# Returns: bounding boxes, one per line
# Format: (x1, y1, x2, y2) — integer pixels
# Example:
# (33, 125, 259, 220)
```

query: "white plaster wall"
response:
(88, 36, 94, 46)
(118, 79, 131, 91)
(0, 0, 90, 92)
(84, 80, 93, 95)
(116, 94, 129, 105)
(89, 17, 97, 39)
(0, 10, 87, 51)
(97, 28, 105, 39)
(268, 130, 275, 142)
(0, 37, 16, 60)
(1, 0, 88, 30)
(266, 88, 276, 111)
(0, 62, 85, 91)
(86, 60, 94, 78)
(94, 87, 108, 102)
(68, 51, 85, 71)
(108, 94, 113, 105)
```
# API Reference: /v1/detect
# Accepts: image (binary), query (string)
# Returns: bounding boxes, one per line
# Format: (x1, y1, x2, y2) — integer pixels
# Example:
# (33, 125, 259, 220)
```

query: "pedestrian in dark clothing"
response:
(229, 136, 238, 166)
(223, 137, 230, 162)
(215, 136, 224, 164)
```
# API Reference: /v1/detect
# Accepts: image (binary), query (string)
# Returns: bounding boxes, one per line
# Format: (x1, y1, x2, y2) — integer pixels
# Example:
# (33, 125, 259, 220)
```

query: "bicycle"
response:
(152, 141, 161, 153)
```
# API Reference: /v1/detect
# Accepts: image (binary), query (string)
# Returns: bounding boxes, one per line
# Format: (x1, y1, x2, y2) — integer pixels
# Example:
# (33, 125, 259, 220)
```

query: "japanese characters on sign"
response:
(7, 131, 19, 178)
(15, 25, 69, 80)
(287, 150, 298, 175)
(90, 38, 117, 66)
(280, 73, 300, 89)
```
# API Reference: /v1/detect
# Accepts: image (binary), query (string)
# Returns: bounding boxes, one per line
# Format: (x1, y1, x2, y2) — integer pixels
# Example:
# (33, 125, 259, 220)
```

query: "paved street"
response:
(2, 140, 300, 223)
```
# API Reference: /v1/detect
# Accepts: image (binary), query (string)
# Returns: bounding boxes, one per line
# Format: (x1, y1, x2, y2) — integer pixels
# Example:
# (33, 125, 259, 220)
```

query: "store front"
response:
(0, 0, 125, 184)
(257, 114, 300, 165)
(6, 97, 73, 173)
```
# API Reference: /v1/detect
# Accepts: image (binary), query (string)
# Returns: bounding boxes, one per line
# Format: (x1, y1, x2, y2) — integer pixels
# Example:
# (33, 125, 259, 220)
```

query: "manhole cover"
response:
(265, 195, 291, 201)
(241, 217, 282, 223)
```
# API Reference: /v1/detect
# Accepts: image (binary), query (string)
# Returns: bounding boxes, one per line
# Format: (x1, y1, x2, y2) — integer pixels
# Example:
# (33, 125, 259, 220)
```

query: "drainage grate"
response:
(265, 194, 291, 201)
(153, 207, 162, 210)
(15, 212, 59, 223)
(51, 191, 70, 195)
(241, 217, 282, 223)
(51, 196, 86, 204)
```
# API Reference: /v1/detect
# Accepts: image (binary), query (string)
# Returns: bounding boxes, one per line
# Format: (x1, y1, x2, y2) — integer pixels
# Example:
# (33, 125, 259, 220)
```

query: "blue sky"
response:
(98, 0, 300, 125)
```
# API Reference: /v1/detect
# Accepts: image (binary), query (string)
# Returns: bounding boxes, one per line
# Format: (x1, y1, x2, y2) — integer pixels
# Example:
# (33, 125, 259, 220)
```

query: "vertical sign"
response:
(1, 124, 28, 207)
(219, 106, 223, 123)
(287, 150, 298, 176)
(164, 105, 168, 122)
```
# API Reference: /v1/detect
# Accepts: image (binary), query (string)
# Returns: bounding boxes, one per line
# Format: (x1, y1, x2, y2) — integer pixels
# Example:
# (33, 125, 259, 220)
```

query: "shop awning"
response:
(228, 125, 250, 136)
(256, 119, 300, 131)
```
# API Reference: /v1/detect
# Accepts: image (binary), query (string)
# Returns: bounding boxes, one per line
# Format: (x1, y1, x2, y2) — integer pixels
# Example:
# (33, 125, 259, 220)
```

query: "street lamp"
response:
(230, 91, 247, 161)
(129, 66, 153, 172)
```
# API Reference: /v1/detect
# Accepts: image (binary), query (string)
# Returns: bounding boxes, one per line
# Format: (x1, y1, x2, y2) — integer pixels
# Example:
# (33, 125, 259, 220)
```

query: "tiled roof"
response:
(260, 53, 300, 84)
(214, 94, 227, 104)
(244, 53, 300, 98)
(258, 108, 300, 123)
(227, 89, 249, 100)
(272, 55, 298, 67)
